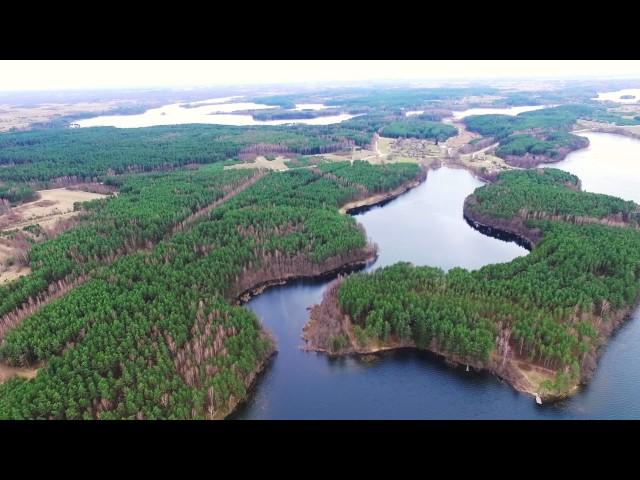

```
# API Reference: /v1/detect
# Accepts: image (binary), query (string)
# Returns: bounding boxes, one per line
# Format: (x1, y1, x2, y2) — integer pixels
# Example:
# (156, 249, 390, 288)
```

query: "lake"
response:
(234, 131, 640, 418)
(594, 89, 640, 104)
(405, 105, 547, 119)
(548, 131, 640, 203)
(74, 98, 356, 128)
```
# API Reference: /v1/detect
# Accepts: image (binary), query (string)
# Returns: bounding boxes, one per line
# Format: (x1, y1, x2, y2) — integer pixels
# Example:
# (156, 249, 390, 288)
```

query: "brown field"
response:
(457, 152, 512, 175)
(0, 188, 108, 284)
(443, 120, 481, 149)
(224, 155, 289, 172)
(1, 188, 107, 231)
(0, 100, 139, 132)
(0, 362, 40, 383)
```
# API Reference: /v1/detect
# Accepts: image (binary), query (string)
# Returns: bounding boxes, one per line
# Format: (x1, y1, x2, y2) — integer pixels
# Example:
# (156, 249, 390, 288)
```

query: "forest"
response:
(463, 104, 640, 163)
(332, 169, 640, 395)
(0, 166, 259, 332)
(0, 162, 421, 419)
(470, 168, 640, 224)
(251, 109, 341, 121)
(0, 124, 376, 184)
(380, 119, 457, 141)
(0, 183, 37, 204)
(317, 160, 420, 193)
(252, 87, 500, 112)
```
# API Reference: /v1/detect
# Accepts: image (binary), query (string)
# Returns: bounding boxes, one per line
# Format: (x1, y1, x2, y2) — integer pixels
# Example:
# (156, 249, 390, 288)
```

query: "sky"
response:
(0, 60, 639, 92)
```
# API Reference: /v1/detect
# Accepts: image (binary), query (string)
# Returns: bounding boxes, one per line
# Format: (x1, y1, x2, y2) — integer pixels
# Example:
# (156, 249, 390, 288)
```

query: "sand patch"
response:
(0, 362, 40, 383)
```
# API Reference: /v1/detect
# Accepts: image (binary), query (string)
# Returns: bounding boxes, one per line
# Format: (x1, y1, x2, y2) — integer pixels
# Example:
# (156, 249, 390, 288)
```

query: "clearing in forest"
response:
(224, 155, 289, 171)
(0, 188, 109, 284)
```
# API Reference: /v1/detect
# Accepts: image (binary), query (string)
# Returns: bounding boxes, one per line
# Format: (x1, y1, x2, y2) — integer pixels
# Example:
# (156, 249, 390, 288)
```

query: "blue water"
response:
(233, 163, 640, 419)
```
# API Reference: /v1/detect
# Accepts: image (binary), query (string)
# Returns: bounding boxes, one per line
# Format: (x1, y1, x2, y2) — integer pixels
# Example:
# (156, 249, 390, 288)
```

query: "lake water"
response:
(548, 131, 640, 203)
(451, 105, 548, 119)
(594, 89, 640, 104)
(405, 105, 547, 119)
(74, 98, 355, 128)
(234, 131, 640, 418)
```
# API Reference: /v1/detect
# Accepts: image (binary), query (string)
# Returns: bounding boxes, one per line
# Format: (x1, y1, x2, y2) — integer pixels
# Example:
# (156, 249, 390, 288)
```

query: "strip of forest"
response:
(0, 162, 421, 419)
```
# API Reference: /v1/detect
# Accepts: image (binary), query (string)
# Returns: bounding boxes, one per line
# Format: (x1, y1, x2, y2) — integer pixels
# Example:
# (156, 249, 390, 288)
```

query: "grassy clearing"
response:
(224, 155, 289, 171)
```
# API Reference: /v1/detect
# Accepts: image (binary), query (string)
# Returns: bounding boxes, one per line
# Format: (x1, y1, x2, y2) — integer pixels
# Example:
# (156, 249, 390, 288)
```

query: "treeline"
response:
(0, 163, 420, 419)
(494, 132, 587, 160)
(253, 87, 499, 112)
(0, 183, 37, 204)
(463, 104, 640, 163)
(334, 169, 640, 394)
(471, 168, 640, 224)
(318, 160, 421, 193)
(251, 109, 341, 121)
(380, 119, 457, 141)
(464, 105, 594, 138)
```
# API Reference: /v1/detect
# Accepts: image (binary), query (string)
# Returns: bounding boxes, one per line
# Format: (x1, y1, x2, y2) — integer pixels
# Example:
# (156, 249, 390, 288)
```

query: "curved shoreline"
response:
(339, 175, 427, 215)
(462, 201, 539, 250)
(223, 175, 427, 418)
(234, 254, 378, 307)
(302, 201, 640, 405)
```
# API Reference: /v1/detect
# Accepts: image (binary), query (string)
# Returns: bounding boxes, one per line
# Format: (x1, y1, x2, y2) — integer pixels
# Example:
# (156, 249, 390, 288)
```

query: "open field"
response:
(443, 119, 481, 149)
(224, 155, 289, 171)
(0, 188, 108, 284)
(0, 188, 108, 231)
(0, 101, 141, 132)
(0, 362, 39, 383)
(456, 151, 513, 176)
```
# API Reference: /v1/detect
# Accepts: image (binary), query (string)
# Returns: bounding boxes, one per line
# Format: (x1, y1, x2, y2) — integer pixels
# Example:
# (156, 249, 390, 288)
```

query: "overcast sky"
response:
(1, 60, 639, 92)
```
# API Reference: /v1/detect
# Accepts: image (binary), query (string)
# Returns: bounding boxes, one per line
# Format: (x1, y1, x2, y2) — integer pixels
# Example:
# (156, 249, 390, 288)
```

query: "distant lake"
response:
(406, 105, 548, 119)
(451, 105, 548, 119)
(594, 89, 640, 104)
(74, 98, 356, 128)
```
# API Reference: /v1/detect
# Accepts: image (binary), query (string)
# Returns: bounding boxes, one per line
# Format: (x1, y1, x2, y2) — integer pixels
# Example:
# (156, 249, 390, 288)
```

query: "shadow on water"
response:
(463, 215, 533, 251)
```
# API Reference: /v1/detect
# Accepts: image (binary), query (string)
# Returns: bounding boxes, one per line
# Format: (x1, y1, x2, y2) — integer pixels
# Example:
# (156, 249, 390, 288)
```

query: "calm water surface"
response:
(549, 132, 640, 203)
(75, 98, 355, 128)
(594, 89, 640, 104)
(232, 136, 640, 420)
(406, 105, 547, 119)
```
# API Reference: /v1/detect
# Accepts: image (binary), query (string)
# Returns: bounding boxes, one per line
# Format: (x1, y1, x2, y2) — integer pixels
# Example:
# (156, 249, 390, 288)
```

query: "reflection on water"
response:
(358, 167, 527, 272)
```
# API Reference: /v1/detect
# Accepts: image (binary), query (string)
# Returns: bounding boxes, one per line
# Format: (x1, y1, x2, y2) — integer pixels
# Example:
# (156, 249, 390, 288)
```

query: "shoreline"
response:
(233, 253, 378, 307)
(338, 174, 427, 215)
(223, 174, 428, 418)
(301, 199, 640, 404)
